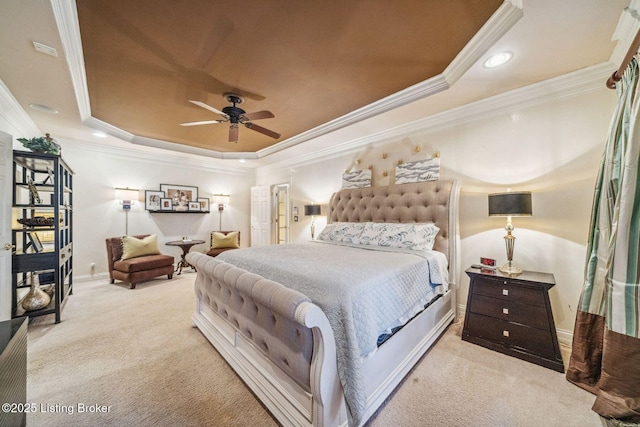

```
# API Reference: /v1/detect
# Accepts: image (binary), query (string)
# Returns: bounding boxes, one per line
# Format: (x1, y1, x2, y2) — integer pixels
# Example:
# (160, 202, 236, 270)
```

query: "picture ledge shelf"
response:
(148, 210, 210, 214)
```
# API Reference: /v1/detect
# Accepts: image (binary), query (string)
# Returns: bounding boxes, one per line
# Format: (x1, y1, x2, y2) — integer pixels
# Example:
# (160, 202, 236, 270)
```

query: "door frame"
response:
(272, 183, 290, 244)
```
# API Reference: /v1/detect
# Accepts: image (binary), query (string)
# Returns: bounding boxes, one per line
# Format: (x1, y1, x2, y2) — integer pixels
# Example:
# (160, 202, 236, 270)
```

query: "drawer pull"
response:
(503, 330, 510, 337)
(502, 308, 509, 315)
(502, 289, 509, 296)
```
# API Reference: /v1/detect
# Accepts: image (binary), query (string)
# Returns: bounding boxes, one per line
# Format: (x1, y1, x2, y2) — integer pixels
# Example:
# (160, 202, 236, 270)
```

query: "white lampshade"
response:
(212, 194, 230, 205)
(115, 187, 140, 201)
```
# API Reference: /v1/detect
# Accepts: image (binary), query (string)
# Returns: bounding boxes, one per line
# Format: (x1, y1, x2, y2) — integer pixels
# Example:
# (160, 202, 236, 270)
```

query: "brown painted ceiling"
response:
(76, 0, 502, 153)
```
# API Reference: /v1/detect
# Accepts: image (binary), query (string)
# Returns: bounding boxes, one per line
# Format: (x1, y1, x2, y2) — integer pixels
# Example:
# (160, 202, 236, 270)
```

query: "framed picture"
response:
(197, 198, 210, 212)
(27, 231, 43, 253)
(160, 184, 198, 210)
(145, 190, 164, 211)
(188, 201, 200, 211)
(160, 198, 173, 211)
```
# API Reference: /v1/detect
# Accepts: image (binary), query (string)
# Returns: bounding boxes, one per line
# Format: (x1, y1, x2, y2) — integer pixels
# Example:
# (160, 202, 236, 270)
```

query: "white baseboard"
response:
(73, 272, 109, 283)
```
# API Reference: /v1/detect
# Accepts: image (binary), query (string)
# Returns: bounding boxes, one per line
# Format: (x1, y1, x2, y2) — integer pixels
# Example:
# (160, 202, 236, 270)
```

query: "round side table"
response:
(165, 240, 205, 274)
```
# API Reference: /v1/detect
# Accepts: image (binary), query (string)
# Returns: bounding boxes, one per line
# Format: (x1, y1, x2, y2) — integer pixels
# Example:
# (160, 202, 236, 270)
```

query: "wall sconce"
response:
(115, 187, 139, 235)
(304, 204, 321, 239)
(488, 190, 533, 276)
(212, 194, 230, 231)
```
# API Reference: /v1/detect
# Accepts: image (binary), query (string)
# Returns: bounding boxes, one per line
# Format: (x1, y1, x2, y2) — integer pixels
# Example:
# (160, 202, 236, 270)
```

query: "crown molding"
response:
(609, 1, 640, 67)
(57, 135, 256, 176)
(257, 0, 523, 158)
(258, 61, 613, 174)
(52, 0, 522, 160)
(0, 79, 41, 139)
(443, 0, 523, 86)
(50, 0, 91, 121)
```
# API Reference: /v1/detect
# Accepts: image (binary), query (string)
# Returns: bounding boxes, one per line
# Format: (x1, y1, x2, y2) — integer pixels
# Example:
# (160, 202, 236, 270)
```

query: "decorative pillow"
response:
(121, 234, 161, 260)
(357, 222, 440, 251)
(395, 157, 440, 184)
(412, 223, 440, 251)
(317, 222, 365, 244)
(211, 231, 240, 249)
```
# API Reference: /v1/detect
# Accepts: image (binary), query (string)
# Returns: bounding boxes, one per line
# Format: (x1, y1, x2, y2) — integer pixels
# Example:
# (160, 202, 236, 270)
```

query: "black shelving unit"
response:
(11, 150, 73, 323)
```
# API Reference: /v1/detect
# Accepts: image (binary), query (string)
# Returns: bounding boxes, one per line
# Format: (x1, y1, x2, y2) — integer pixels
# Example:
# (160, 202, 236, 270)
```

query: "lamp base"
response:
(499, 262, 522, 276)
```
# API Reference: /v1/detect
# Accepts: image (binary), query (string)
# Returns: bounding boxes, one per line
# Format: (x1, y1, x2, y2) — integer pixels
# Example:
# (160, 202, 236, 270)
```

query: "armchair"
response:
(105, 234, 175, 289)
(206, 231, 240, 257)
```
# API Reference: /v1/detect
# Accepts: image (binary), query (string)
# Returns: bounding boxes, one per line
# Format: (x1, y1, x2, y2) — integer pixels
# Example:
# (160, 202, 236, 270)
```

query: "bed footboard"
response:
(187, 252, 347, 426)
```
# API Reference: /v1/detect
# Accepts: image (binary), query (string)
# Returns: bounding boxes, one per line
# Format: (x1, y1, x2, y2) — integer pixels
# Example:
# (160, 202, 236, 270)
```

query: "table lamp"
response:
(304, 204, 321, 239)
(488, 191, 532, 275)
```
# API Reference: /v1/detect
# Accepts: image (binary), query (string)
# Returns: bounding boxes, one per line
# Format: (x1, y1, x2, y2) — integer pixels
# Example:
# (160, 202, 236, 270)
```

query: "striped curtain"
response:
(566, 58, 640, 422)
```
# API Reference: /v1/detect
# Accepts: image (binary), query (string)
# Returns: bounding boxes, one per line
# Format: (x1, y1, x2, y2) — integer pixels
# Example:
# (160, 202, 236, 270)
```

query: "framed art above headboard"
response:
(395, 156, 440, 184)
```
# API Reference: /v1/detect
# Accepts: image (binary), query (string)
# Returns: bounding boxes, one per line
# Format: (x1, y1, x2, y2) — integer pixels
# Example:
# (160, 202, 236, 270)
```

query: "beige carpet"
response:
(25, 274, 601, 427)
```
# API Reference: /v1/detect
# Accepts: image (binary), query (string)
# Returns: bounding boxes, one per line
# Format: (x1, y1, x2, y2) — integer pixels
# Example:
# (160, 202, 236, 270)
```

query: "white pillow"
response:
(317, 222, 365, 244)
(357, 222, 439, 251)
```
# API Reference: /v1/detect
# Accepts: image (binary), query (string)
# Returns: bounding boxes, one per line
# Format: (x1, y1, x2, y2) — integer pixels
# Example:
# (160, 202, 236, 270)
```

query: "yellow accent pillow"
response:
(211, 231, 239, 249)
(121, 235, 161, 260)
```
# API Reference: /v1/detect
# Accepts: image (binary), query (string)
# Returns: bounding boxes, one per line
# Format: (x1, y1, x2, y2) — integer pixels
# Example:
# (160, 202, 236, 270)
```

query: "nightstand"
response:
(462, 267, 564, 372)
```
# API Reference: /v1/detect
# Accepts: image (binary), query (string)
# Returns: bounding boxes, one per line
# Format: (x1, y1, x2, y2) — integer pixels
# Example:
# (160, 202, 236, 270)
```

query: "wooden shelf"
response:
(11, 150, 74, 324)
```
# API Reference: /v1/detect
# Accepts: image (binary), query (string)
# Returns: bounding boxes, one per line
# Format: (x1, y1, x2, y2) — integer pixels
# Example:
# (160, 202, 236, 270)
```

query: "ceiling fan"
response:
(181, 94, 281, 143)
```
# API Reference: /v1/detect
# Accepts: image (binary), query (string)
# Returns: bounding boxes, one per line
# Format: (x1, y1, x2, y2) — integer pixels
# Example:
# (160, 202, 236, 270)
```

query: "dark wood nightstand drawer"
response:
(472, 277, 545, 307)
(468, 294, 549, 330)
(462, 268, 564, 372)
(465, 313, 556, 359)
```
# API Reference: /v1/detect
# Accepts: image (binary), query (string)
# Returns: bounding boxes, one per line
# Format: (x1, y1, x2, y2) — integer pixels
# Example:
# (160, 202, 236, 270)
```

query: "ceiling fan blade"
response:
(188, 100, 226, 116)
(179, 120, 222, 126)
(244, 122, 281, 139)
(229, 124, 239, 143)
(242, 110, 275, 121)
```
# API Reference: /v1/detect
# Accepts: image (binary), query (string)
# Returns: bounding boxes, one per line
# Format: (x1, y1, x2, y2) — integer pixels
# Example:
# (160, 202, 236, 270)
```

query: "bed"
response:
(186, 180, 460, 426)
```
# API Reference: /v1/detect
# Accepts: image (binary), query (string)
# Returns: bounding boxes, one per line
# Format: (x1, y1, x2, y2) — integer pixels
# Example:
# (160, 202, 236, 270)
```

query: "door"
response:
(250, 185, 271, 247)
(272, 184, 290, 244)
(0, 132, 13, 321)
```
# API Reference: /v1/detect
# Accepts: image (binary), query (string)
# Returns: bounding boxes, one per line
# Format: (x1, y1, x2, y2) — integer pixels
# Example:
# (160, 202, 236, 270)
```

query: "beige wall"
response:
(15, 138, 255, 280)
(256, 87, 617, 341)
(0, 70, 618, 340)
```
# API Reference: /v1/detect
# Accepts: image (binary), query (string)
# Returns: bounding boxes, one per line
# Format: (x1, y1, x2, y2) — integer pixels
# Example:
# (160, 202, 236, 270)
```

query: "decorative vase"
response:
(21, 279, 51, 312)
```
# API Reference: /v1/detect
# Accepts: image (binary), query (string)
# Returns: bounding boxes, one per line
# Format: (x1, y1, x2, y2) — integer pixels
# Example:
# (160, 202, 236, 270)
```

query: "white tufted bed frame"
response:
(187, 180, 460, 426)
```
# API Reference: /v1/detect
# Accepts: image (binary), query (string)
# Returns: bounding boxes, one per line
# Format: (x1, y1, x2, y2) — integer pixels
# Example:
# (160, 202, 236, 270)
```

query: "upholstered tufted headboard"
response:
(328, 180, 460, 266)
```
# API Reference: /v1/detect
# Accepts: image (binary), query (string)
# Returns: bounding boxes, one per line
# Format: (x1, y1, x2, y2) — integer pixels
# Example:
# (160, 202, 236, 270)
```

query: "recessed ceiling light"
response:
(29, 103, 59, 114)
(483, 52, 512, 69)
(92, 131, 108, 138)
(238, 159, 246, 163)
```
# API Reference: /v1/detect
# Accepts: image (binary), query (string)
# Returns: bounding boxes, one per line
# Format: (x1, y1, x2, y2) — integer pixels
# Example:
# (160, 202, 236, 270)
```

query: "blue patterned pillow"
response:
(357, 222, 439, 251)
(317, 222, 365, 244)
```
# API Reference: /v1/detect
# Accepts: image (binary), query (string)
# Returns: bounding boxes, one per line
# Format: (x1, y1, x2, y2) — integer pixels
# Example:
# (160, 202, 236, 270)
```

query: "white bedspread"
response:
(217, 241, 447, 426)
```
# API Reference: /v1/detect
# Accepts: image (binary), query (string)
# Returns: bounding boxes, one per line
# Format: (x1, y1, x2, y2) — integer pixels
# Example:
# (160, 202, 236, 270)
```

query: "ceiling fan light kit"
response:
(181, 94, 280, 143)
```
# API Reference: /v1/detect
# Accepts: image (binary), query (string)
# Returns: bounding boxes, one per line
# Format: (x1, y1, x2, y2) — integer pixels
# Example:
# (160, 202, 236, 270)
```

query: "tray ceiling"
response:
(76, 0, 503, 154)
